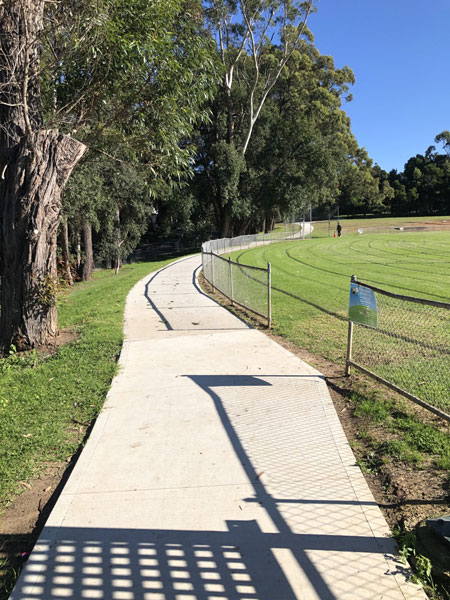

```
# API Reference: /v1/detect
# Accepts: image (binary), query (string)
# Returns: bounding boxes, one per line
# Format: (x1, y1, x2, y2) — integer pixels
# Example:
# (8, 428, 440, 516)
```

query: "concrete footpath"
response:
(11, 255, 427, 600)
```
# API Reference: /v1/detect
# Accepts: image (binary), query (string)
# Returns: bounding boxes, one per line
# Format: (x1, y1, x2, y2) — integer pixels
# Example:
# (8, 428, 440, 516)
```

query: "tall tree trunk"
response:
(219, 202, 232, 238)
(76, 232, 82, 271)
(81, 221, 93, 281)
(58, 218, 73, 285)
(226, 89, 233, 145)
(0, 1, 86, 353)
(114, 208, 124, 275)
(0, 131, 86, 351)
(238, 216, 251, 236)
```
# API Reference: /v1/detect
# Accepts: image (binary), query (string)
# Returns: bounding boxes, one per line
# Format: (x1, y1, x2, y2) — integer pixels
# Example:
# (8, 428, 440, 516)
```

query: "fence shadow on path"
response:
(11, 522, 409, 600)
(12, 376, 414, 600)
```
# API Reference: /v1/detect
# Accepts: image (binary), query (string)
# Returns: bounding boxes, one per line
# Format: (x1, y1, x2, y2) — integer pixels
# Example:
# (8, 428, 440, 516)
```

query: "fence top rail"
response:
(202, 250, 269, 273)
(354, 278, 450, 310)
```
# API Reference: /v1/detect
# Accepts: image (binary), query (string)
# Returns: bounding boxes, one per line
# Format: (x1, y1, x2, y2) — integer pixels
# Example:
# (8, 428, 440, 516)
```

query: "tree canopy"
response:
(0, 0, 220, 351)
(4, 0, 448, 353)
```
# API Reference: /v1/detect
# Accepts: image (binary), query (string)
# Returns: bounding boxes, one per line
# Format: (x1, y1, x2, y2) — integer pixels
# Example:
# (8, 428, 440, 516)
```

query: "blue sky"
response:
(309, 0, 450, 173)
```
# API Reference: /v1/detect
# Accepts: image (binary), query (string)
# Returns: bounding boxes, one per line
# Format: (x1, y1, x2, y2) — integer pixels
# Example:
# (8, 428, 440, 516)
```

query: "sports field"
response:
(229, 230, 450, 367)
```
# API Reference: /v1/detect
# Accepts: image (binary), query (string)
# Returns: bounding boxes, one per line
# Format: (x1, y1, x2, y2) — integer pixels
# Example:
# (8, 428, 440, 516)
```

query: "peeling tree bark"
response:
(59, 218, 73, 286)
(0, 130, 86, 351)
(0, 0, 86, 352)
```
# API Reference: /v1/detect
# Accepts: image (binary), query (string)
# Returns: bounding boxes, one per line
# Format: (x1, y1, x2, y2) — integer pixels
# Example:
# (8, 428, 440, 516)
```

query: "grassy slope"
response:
(0, 258, 176, 510)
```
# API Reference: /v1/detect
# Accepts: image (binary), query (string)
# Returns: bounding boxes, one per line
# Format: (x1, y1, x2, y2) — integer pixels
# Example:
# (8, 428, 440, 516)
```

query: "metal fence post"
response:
(267, 262, 272, 328)
(345, 274, 357, 376)
(211, 253, 215, 288)
(229, 257, 234, 305)
(345, 320, 353, 376)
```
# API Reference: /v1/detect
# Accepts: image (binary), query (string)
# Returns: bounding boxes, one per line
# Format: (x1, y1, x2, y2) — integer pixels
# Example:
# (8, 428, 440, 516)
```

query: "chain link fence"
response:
(202, 251, 271, 325)
(201, 224, 309, 326)
(202, 223, 305, 254)
(346, 277, 450, 422)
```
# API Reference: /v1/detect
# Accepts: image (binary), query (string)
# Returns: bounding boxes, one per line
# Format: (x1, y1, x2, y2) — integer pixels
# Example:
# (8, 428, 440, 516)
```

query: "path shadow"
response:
(11, 376, 413, 600)
(10, 521, 409, 600)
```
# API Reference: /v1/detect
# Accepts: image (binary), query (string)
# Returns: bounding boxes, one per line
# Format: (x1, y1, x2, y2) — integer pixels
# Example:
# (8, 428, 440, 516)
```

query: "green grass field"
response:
(231, 230, 450, 354)
(273, 214, 450, 239)
(309, 214, 450, 238)
(227, 228, 450, 413)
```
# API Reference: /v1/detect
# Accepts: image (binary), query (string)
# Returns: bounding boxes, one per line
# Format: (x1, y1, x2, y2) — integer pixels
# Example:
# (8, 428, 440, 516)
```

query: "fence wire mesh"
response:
(348, 280, 450, 420)
(202, 252, 270, 323)
(201, 225, 306, 325)
(202, 223, 304, 255)
(231, 259, 269, 320)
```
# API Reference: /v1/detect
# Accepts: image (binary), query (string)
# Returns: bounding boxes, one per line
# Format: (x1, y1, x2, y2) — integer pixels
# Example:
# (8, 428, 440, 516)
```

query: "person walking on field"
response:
(336, 222, 342, 237)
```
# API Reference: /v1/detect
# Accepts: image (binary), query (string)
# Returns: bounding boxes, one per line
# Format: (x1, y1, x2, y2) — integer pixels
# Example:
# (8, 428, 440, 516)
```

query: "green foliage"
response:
(388, 137, 450, 216)
(212, 141, 246, 207)
(0, 346, 37, 375)
(395, 529, 440, 596)
(355, 451, 384, 474)
(94, 161, 153, 265)
(435, 453, 450, 470)
(43, 0, 221, 267)
(154, 184, 213, 241)
(193, 10, 358, 236)
(352, 393, 392, 423)
(37, 275, 59, 308)
(0, 550, 22, 600)
(380, 440, 423, 465)
(394, 417, 450, 455)
(42, 0, 220, 174)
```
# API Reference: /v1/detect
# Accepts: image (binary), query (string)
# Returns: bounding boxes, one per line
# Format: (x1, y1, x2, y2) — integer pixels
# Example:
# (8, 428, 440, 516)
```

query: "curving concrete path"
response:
(11, 255, 427, 600)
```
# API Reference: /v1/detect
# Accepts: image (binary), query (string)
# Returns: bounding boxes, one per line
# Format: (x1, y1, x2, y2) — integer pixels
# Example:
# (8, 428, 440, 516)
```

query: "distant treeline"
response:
(338, 131, 450, 218)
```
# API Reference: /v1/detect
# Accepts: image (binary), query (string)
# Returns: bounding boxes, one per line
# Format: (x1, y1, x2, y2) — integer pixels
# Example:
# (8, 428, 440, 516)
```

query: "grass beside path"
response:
(0, 257, 175, 513)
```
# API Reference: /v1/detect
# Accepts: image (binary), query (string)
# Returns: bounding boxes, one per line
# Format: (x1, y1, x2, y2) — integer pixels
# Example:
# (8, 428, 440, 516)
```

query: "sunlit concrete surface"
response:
(10, 254, 427, 600)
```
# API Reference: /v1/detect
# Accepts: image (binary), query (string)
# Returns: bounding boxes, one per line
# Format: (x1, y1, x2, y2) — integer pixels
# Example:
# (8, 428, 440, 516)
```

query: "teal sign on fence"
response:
(349, 283, 378, 328)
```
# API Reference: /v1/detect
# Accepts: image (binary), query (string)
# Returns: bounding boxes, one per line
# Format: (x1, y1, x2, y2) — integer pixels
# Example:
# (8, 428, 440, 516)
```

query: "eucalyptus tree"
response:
(0, 1, 86, 352)
(241, 49, 356, 230)
(390, 149, 450, 216)
(203, 0, 316, 236)
(93, 161, 152, 274)
(0, 0, 219, 352)
(435, 131, 450, 156)
(337, 145, 383, 216)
